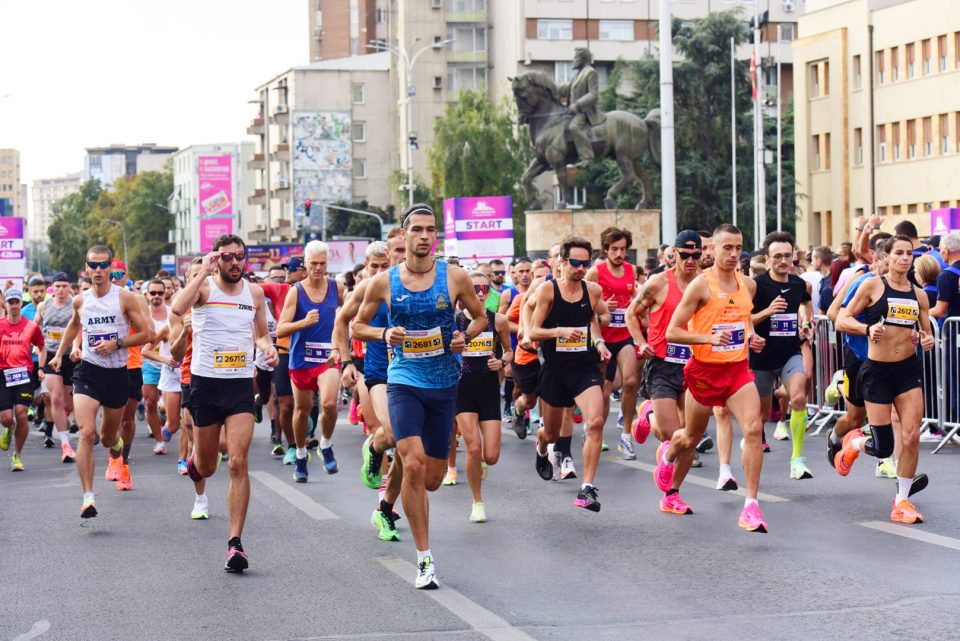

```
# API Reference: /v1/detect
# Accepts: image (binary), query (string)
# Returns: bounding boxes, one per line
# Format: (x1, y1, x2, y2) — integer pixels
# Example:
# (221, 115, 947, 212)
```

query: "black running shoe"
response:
(574, 485, 601, 512)
(43, 436, 55, 449)
(254, 401, 263, 424)
(827, 429, 842, 469)
(535, 450, 553, 481)
(307, 438, 319, 449)
(905, 473, 929, 497)
(514, 411, 528, 440)
(696, 435, 714, 453)
(225, 545, 249, 573)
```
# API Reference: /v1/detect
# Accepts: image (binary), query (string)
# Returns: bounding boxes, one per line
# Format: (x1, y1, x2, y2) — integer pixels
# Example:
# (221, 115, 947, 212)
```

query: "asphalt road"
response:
(3, 406, 960, 641)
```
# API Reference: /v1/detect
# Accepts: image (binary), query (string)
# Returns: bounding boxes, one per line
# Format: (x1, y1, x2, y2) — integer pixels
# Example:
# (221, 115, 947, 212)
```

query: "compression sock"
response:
(503, 377, 514, 407)
(122, 442, 132, 464)
(790, 409, 807, 460)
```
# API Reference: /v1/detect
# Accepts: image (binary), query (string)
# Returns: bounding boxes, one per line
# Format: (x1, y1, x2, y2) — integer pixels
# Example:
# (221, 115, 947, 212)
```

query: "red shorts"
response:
(289, 363, 340, 392)
(683, 358, 754, 408)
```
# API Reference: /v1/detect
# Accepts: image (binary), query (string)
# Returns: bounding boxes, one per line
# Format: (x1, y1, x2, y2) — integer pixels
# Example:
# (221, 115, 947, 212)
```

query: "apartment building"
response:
(0, 149, 23, 218)
(84, 143, 178, 190)
(309, 0, 387, 61)
(30, 172, 82, 243)
(794, 0, 960, 248)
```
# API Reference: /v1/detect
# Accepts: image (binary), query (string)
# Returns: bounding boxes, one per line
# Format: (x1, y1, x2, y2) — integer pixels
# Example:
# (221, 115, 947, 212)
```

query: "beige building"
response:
(84, 143, 178, 190)
(308, 0, 386, 61)
(794, 0, 960, 248)
(249, 52, 392, 243)
(0, 149, 23, 218)
(30, 172, 83, 243)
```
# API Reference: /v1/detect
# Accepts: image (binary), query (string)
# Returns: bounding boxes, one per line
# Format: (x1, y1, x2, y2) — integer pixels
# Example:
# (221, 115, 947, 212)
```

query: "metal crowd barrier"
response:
(807, 316, 845, 436)
(919, 318, 942, 436)
(933, 317, 959, 453)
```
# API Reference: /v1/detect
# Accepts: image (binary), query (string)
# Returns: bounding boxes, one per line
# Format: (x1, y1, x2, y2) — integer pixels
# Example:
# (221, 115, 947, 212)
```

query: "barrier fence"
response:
(933, 317, 960, 453)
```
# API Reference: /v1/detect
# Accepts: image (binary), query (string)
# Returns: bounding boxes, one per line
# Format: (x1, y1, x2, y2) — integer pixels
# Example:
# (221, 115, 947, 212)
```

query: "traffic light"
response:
(304, 199, 312, 217)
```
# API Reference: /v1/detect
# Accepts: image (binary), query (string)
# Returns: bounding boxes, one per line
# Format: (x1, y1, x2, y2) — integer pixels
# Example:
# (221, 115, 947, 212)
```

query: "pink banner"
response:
(443, 196, 513, 262)
(199, 218, 233, 253)
(198, 155, 233, 217)
(930, 208, 960, 236)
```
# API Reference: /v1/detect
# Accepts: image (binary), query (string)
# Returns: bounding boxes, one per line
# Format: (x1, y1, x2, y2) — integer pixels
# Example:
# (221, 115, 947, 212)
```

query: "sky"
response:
(0, 0, 306, 193)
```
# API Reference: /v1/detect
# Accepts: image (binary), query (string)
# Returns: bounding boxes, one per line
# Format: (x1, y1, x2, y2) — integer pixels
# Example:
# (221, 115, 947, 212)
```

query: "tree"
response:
(601, 11, 798, 248)
(48, 180, 102, 277)
(324, 200, 397, 240)
(428, 89, 533, 255)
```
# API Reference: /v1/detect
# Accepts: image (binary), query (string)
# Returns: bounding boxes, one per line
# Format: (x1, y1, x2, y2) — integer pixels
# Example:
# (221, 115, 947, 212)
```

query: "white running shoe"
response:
(547, 443, 562, 481)
(789, 456, 813, 480)
(153, 442, 166, 455)
(415, 556, 439, 589)
(618, 434, 637, 460)
(560, 456, 577, 480)
(190, 496, 209, 520)
(469, 502, 487, 523)
(773, 421, 790, 441)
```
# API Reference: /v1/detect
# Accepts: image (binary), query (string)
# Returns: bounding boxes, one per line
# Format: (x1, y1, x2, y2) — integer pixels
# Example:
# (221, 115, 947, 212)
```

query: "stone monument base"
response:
(525, 209, 661, 259)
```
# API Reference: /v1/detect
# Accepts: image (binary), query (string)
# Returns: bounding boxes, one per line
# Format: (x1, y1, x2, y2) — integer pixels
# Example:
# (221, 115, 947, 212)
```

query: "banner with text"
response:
(245, 244, 304, 274)
(442, 196, 513, 264)
(0, 218, 26, 281)
(198, 154, 235, 252)
(930, 208, 960, 236)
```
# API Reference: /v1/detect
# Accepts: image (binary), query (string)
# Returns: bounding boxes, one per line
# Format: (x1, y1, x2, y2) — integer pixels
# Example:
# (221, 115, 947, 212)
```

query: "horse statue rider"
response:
(559, 48, 606, 169)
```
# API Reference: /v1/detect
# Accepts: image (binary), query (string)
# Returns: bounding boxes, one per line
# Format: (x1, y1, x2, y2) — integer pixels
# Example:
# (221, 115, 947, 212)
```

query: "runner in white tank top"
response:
(171, 235, 278, 573)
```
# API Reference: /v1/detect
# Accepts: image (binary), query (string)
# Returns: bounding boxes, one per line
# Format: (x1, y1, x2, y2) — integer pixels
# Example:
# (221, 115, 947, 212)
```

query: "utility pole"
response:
(659, 0, 677, 244)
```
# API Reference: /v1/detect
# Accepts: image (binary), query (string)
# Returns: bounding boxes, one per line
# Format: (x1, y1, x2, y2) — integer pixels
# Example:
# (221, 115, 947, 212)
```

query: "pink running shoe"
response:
(348, 398, 359, 425)
(659, 492, 693, 515)
(653, 441, 675, 492)
(632, 400, 653, 444)
(738, 503, 768, 533)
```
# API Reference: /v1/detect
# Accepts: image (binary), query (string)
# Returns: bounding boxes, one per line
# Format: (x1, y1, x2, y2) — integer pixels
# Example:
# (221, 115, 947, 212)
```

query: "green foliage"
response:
(324, 200, 397, 240)
(428, 89, 533, 255)
(601, 10, 798, 247)
(389, 170, 432, 209)
(48, 180, 103, 277)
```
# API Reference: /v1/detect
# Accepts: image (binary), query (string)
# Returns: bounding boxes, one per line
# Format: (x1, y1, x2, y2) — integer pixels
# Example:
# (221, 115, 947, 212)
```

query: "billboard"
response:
(326, 240, 369, 275)
(0, 217, 26, 281)
(292, 111, 352, 222)
(245, 244, 304, 273)
(197, 154, 235, 252)
(442, 196, 514, 263)
(930, 208, 960, 236)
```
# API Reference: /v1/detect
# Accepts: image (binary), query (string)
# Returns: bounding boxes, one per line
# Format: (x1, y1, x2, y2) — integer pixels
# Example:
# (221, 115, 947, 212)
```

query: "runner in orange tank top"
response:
(658, 224, 770, 533)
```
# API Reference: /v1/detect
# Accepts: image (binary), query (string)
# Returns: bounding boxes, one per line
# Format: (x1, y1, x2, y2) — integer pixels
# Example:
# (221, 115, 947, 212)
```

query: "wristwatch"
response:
(115, 337, 125, 349)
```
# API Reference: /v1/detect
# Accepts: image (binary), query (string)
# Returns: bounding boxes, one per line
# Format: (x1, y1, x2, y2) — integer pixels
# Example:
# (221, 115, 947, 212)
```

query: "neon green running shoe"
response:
(361, 434, 384, 489)
(0, 427, 10, 451)
(371, 509, 400, 541)
(10, 452, 23, 471)
(876, 457, 897, 479)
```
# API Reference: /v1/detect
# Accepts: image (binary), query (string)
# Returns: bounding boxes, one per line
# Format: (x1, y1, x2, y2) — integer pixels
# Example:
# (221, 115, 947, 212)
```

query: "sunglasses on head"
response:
(474, 284, 490, 295)
(219, 251, 246, 263)
(566, 258, 590, 268)
(677, 251, 702, 261)
(86, 260, 111, 270)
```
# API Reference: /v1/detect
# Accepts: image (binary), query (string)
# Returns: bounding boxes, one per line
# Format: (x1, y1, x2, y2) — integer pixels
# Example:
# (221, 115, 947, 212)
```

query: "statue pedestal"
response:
(525, 209, 661, 259)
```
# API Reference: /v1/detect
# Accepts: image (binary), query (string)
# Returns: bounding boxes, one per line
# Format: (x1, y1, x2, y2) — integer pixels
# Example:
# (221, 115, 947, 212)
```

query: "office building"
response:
(0, 149, 23, 218)
(84, 143, 178, 190)
(30, 172, 83, 243)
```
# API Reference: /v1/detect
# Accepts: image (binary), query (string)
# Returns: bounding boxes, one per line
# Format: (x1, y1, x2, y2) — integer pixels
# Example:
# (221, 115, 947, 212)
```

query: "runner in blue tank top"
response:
(354, 204, 487, 590)
(277, 241, 344, 483)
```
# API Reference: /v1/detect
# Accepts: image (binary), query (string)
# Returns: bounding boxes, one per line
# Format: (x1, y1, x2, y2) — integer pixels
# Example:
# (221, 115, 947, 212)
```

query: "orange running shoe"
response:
(116, 464, 133, 491)
(61, 442, 76, 463)
(105, 453, 123, 481)
(891, 498, 924, 524)
(834, 428, 863, 477)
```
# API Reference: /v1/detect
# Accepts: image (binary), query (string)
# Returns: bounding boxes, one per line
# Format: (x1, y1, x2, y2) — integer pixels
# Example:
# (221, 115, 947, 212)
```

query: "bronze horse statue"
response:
(511, 71, 661, 210)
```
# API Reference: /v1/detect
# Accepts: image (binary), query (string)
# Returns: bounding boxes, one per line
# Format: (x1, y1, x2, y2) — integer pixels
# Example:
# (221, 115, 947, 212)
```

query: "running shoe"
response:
(502, 405, 513, 423)
(789, 457, 814, 480)
(61, 442, 76, 463)
(68, 420, 78, 434)
(653, 440, 675, 492)
(105, 452, 123, 481)
(469, 501, 487, 523)
(153, 442, 166, 455)
(824, 370, 843, 407)
(716, 474, 739, 491)
(293, 455, 309, 483)
(416, 556, 439, 589)
(348, 397, 359, 425)
(10, 452, 23, 471)
(535, 449, 554, 481)
(136, 402, 145, 421)
(512, 410, 527, 439)
(225, 544, 249, 573)
(177, 458, 188, 475)
(0, 427, 9, 451)
(826, 428, 842, 469)
(361, 435, 385, 489)
(762, 433, 771, 453)
(905, 473, 929, 497)
(117, 464, 132, 490)
(696, 434, 714, 453)
(307, 438, 319, 449)
(161, 426, 173, 442)
(191, 496, 209, 520)
(919, 429, 943, 443)
(560, 456, 577, 480)
(737, 503, 768, 533)
(80, 496, 97, 519)
(574, 485, 601, 512)
(43, 436, 55, 448)
(890, 498, 924, 524)
(271, 442, 285, 456)
(282, 447, 296, 465)
(691, 451, 702, 468)
(876, 458, 897, 478)
(442, 468, 458, 486)
(320, 446, 338, 474)
(185, 454, 204, 483)
(835, 428, 863, 476)
(659, 492, 693, 515)
(618, 434, 637, 460)
(632, 399, 652, 444)
(616, 411, 624, 430)
(371, 509, 400, 541)
(773, 421, 790, 441)
(547, 443, 562, 481)
(600, 439, 609, 452)
(611, 390, 622, 402)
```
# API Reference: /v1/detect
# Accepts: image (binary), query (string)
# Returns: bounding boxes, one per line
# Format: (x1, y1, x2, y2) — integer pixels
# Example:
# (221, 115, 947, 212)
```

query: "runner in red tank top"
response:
(585, 227, 640, 460)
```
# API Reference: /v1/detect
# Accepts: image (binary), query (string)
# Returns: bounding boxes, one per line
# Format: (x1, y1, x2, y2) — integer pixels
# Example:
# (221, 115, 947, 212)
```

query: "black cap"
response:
(674, 230, 702, 249)
(283, 256, 304, 271)
(927, 235, 941, 248)
(52, 272, 70, 283)
(28, 276, 45, 287)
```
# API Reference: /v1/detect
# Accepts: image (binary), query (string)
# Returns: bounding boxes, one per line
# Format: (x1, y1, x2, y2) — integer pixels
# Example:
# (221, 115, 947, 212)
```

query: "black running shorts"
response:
(272, 353, 293, 398)
(512, 359, 541, 397)
(73, 361, 129, 410)
(539, 362, 603, 409)
(189, 374, 255, 427)
(604, 338, 635, 382)
(456, 371, 501, 421)
(641, 357, 686, 401)
(857, 355, 923, 405)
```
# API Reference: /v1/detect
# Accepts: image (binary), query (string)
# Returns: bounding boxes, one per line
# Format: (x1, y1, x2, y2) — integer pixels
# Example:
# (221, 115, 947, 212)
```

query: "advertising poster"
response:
(930, 208, 960, 236)
(199, 217, 233, 253)
(292, 111, 352, 221)
(326, 240, 369, 274)
(442, 196, 514, 263)
(0, 217, 27, 281)
(175, 255, 198, 278)
(245, 244, 304, 273)
(443, 202, 458, 258)
(198, 154, 235, 253)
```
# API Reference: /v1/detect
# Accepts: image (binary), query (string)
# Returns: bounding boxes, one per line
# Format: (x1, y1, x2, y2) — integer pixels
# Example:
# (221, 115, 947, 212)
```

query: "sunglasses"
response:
(86, 260, 111, 270)
(770, 254, 794, 262)
(678, 251, 702, 261)
(492, 270, 506, 276)
(219, 251, 246, 263)
(566, 258, 590, 268)
(474, 284, 490, 295)
(148, 291, 164, 297)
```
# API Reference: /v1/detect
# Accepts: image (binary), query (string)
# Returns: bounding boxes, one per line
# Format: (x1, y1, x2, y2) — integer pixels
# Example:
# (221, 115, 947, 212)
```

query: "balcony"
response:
(446, 50, 487, 64)
(271, 218, 292, 230)
(246, 153, 266, 170)
(248, 188, 266, 205)
(446, 11, 485, 23)
(247, 117, 265, 136)
(270, 103, 290, 124)
(272, 176, 290, 192)
(271, 143, 290, 161)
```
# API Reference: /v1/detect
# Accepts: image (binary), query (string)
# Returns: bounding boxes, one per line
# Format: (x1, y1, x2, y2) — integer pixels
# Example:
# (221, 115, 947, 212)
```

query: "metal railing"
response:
(932, 317, 960, 453)
(807, 315, 845, 436)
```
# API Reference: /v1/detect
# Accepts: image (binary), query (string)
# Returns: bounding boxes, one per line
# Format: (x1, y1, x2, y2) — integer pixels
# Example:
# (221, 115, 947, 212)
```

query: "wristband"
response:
(342, 359, 354, 367)
(381, 328, 388, 341)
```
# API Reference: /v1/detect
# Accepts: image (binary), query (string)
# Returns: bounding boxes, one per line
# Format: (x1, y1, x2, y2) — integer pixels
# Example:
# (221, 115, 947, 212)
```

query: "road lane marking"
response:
(605, 456, 790, 502)
(250, 470, 339, 521)
(860, 520, 960, 551)
(13, 620, 50, 641)
(379, 558, 538, 641)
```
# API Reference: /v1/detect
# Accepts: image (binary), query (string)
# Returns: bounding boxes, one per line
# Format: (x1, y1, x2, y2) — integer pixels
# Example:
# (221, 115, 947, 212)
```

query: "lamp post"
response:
(368, 38, 454, 208)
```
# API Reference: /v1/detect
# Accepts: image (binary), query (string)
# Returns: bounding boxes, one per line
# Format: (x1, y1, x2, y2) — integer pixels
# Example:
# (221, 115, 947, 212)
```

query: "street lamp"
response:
(368, 37, 454, 208)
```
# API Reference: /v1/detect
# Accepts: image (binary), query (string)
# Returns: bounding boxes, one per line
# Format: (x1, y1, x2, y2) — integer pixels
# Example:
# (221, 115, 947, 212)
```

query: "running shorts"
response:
(842, 347, 865, 408)
(604, 338, 635, 382)
(512, 359, 541, 397)
(539, 362, 603, 409)
(290, 363, 340, 392)
(684, 358, 755, 408)
(354, 356, 365, 376)
(74, 361, 129, 409)
(456, 371, 501, 421)
(365, 377, 387, 390)
(0, 381, 35, 411)
(753, 352, 804, 398)
(388, 383, 457, 460)
(158, 364, 181, 394)
(272, 353, 293, 398)
(127, 368, 143, 401)
(189, 374, 255, 427)
(857, 355, 923, 405)
(641, 357, 686, 401)
(180, 383, 192, 409)
(142, 361, 161, 386)
(43, 351, 75, 386)
(255, 367, 272, 404)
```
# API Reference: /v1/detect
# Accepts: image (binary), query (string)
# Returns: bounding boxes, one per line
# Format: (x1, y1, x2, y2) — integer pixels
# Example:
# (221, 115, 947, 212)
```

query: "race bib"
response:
(213, 348, 247, 370)
(769, 313, 798, 337)
(401, 327, 444, 359)
(87, 331, 118, 348)
(711, 322, 746, 352)
(886, 298, 919, 326)
(45, 328, 64, 341)
(304, 341, 333, 363)
(3, 366, 29, 386)
(664, 343, 692, 364)
(610, 308, 627, 328)
(465, 331, 494, 358)
(557, 326, 589, 352)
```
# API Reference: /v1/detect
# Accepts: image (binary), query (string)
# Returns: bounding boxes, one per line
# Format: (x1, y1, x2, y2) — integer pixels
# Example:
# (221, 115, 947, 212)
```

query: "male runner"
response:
(117, 262, 154, 487)
(143, 279, 184, 456)
(35, 273, 77, 463)
(141, 279, 171, 456)
(528, 236, 611, 512)
(276, 240, 344, 483)
(0, 289, 45, 471)
(21, 276, 47, 433)
(659, 224, 769, 532)
(498, 257, 533, 421)
(586, 227, 640, 460)
(750, 231, 814, 480)
(49, 245, 150, 518)
(485, 258, 507, 313)
(174, 234, 278, 571)
(353, 203, 486, 589)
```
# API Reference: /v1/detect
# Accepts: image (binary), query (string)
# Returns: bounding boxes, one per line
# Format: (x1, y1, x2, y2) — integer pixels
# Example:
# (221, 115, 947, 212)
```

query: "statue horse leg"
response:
(633, 160, 653, 209)
(605, 150, 641, 210)
(520, 157, 550, 210)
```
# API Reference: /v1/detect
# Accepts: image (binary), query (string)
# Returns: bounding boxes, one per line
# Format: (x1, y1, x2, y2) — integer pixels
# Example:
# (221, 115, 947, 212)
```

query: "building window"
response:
(939, 35, 948, 71)
(824, 133, 831, 170)
(892, 122, 901, 160)
(447, 25, 486, 53)
(891, 46, 899, 81)
(537, 19, 573, 40)
(906, 42, 916, 78)
(907, 119, 917, 158)
(354, 159, 366, 179)
(940, 113, 949, 153)
(780, 24, 795, 42)
(853, 55, 861, 89)
(922, 39, 931, 75)
(822, 60, 830, 95)
(812, 134, 820, 170)
(599, 20, 633, 41)
(892, 205, 902, 216)
(447, 65, 487, 92)
(908, 204, 918, 215)
(809, 62, 820, 98)
(923, 117, 932, 156)
(376, 8, 385, 24)
(854, 128, 863, 165)
(351, 83, 365, 104)
(447, 0, 485, 11)
(877, 206, 887, 217)
(555, 61, 575, 84)
(875, 50, 885, 83)
(352, 122, 366, 142)
(877, 124, 886, 162)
